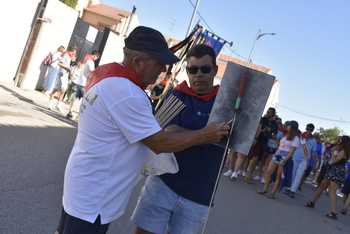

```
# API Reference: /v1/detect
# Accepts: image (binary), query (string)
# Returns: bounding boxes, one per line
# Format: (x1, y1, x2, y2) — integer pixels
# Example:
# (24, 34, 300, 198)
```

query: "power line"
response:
(277, 103, 350, 123)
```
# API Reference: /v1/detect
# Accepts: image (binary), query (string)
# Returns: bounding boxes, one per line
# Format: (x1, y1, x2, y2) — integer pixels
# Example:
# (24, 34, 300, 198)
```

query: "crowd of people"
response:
(223, 111, 350, 220)
(39, 26, 349, 233)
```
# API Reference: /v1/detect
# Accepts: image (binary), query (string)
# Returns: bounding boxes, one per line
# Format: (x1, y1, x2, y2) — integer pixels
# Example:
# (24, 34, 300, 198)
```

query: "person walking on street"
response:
(48, 44, 78, 112)
(66, 50, 100, 119)
(244, 108, 278, 184)
(286, 123, 317, 198)
(304, 136, 350, 220)
(257, 120, 299, 199)
(42, 45, 65, 95)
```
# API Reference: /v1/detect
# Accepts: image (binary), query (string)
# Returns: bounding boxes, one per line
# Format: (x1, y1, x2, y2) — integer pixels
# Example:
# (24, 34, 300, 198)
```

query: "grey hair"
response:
(123, 47, 152, 62)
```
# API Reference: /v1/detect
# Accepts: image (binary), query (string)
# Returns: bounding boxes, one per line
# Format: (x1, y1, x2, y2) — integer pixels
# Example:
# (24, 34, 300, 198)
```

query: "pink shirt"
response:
(278, 135, 299, 152)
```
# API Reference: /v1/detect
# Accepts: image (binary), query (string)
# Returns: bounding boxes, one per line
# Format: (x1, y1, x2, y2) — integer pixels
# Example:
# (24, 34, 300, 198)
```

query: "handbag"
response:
(70, 82, 77, 92)
(43, 54, 53, 66)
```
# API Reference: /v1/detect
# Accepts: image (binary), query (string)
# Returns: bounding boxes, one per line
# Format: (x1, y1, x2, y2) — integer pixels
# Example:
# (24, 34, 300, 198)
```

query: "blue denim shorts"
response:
(273, 150, 289, 164)
(75, 84, 85, 99)
(131, 176, 208, 234)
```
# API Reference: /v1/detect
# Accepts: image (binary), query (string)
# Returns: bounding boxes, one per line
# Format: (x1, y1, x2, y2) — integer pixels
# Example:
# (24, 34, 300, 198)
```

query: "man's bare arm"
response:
(141, 122, 229, 154)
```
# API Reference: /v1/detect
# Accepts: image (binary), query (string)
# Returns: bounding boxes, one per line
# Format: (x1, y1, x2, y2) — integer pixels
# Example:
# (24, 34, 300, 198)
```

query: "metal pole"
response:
(186, 0, 201, 37)
(246, 26, 276, 68)
(246, 26, 261, 68)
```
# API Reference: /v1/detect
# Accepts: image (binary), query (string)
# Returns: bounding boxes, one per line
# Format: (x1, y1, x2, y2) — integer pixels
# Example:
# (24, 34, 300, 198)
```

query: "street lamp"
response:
(246, 26, 276, 67)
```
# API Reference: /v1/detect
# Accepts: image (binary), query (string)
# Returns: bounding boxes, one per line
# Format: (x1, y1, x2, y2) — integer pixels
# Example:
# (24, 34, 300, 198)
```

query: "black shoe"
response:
(284, 189, 290, 195)
(290, 192, 295, 198)
(298, 187, 302, 191)
(66, 113, 73, 119)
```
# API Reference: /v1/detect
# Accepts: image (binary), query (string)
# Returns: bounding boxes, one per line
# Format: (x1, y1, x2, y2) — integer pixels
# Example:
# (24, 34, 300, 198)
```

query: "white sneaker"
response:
(242, 171, 248, 177)
(253, 176, 261, 181)
(237, 170, 242, 176)
(48, 101, 53, 110)
(56, 105, 64, 113)
(261, 178, 265, 184)
(223, 170, 233, 177)
(231, 172, 238, 180)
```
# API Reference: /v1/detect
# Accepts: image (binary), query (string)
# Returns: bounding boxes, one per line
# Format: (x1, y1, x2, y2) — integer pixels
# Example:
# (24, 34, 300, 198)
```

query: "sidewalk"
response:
(0, 82, 80, 127)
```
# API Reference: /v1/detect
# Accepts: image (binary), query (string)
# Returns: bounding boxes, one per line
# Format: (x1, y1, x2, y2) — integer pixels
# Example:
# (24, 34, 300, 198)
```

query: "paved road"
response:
(0, 82, 349, 234)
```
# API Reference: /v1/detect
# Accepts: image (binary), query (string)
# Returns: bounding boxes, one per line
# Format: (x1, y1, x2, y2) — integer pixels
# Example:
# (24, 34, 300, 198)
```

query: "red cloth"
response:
(83, 54, 95, 64)
(278, 127, 288, 134)
(300, 132, 315, 139)
(159, 80, 167, 86)
(173, 81, 219, 102)
(85, 63, 147, 93)
(60, 51, 72, 57)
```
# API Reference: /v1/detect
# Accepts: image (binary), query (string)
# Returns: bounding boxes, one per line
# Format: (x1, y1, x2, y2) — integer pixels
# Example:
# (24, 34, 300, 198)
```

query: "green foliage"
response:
(318, 126, 344, 143)
(60, 0, 79, 9)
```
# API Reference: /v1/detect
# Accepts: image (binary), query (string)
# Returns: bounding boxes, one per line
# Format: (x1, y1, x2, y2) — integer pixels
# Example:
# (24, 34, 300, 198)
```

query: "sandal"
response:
(267, 194, 275, 199)
(303, 201, 315, 208)
(324, 212, 338, 220)
(244, 177, 253, 184)
(257, 189, 267, 194)
(340, 209, 347, 215)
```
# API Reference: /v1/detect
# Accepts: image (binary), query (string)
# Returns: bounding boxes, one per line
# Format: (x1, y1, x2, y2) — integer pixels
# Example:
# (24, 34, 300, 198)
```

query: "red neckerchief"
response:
(159, 80, 167, 86)
(316, 139, 321, 144)
(300, 132, 315, 140)
(278, 127, 288, 134)
(85, 62, 147, 93)
(173, 81, 219, 102)
(61, 51, 72, 57)
(83, 54, 95, 64)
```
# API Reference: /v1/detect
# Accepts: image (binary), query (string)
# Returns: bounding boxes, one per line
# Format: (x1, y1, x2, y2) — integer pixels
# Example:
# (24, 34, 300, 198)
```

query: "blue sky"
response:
(103, 0, 350, 134)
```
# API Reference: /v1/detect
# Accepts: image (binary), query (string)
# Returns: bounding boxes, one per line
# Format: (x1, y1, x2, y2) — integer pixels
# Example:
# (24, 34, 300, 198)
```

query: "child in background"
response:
(65, 60, 82, 105)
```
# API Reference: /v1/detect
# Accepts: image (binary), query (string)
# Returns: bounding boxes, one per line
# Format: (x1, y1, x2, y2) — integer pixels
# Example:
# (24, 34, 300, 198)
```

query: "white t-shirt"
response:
(70, 66, 81, 84)
(63, 77, 161, 224)
(51, 51, 62, 68)
(75, 59, 95, 86)
(59, 53, 72, 74)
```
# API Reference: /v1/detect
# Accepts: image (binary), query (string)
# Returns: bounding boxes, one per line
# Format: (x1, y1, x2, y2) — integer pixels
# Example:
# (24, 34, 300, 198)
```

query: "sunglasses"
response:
(186, 66, 213, 74)
(276, 121, 281, 124)
(306, 128, 314, 132)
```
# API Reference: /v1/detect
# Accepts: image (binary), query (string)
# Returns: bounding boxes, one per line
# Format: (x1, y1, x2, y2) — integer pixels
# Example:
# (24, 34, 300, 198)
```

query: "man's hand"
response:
(200, 122, 230, 143)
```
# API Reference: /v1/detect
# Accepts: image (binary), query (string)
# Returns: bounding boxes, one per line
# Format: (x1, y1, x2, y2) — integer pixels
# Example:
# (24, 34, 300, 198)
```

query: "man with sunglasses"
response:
(132, 44, 224, 234)
(288, 123, 317, 194)
(55, 27, 230, 234)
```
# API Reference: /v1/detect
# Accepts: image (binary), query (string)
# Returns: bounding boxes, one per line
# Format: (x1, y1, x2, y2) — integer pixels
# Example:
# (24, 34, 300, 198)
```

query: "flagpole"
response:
(186, 0, 201, 37)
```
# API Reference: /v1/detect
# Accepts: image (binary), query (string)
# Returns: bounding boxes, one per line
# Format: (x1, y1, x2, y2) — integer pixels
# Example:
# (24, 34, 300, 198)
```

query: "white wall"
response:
(0, 0, 41, 84)
(21, 0, 79, 90)
(99, 32, 125, 65)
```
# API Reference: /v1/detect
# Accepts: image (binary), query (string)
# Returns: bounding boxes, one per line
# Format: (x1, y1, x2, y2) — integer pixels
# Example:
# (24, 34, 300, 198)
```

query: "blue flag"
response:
(202, 31, 225, 56)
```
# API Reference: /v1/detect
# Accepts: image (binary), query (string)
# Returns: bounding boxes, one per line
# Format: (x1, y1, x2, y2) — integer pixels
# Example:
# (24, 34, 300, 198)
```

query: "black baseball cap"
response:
(125, 26, 180, 65)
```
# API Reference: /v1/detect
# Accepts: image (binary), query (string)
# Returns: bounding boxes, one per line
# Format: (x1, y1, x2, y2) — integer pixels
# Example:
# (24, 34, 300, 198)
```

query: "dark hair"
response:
(268, 107, 276, 114)
(185, 44, 216, 66)
(286, 125, 299, 141)
(68, 44, 78, 51)
(306, 123, 315, 129)
(340, 135, 350, 159)
(92, 50, 100, 57)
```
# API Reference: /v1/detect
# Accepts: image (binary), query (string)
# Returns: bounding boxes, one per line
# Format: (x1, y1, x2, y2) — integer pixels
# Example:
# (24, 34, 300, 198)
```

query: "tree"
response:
(60, 0, 79, 9)
(318, 126, 345, 143)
